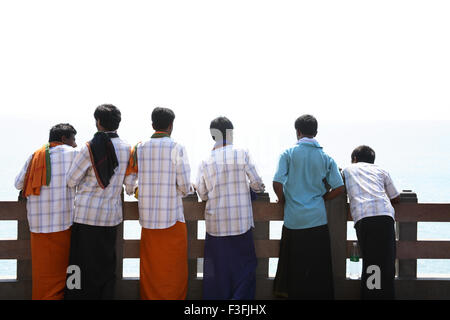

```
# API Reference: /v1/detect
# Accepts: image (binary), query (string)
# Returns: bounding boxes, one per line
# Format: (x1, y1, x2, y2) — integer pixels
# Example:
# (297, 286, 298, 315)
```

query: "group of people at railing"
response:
(14, 105, 400, 300)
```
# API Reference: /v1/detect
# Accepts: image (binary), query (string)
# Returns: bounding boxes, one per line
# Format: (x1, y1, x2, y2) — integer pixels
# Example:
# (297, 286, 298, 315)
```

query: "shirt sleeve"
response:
(14, 155, 32, 190)
(341, 168, 349, 189)
(384, 171, 400, 199)
(195, 162, 208, 201)
(175, 145, 192, 197)
(244, 150, 265, 192)
(67, 144, 91, 188)
(325, 157, 344, 189)
(273, 150, 289, 184)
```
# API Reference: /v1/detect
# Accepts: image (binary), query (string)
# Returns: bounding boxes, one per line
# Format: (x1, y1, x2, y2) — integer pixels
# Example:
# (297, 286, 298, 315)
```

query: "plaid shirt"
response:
(195, 145, 265, 237)
(343, 162, 400, 224)
(124, 137, 192, 229)
(15, 145, 78, 233)
(67, 136, 132, 227)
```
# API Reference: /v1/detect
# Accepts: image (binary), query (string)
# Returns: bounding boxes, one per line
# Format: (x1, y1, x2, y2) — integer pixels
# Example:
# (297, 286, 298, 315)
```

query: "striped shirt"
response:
(124, 137, 192, 229)
(343, 162, 400, 224)
(14, 145, 78, 233)
(195, 145, 265, 237)
(67, 136, 132, 227)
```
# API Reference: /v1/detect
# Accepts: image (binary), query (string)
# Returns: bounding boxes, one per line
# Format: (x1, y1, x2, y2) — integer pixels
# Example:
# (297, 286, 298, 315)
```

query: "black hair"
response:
(151, 107, 175, 131)
(294, 114, 318, 136)
(210, 116, 234, 141)
(49, 123, 77, 143)
(94, 104, 122, 131)
(351, 145, 376, 164)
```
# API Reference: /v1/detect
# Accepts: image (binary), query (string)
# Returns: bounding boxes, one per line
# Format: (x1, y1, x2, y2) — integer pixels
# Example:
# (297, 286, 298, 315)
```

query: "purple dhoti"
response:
(203, 228, 257, 300)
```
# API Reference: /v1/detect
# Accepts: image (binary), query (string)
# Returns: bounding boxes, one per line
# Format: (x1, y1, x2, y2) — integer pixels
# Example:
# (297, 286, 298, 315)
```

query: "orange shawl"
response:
(23, 142, 63, 197)
(125, 143, 139, 176)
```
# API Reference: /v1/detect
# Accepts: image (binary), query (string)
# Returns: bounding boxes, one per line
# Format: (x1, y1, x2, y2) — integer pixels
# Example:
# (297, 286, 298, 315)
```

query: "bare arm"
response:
(323, 185, 345, 201)
(390, 195, 400, 205)
(273, 181, 285, 206)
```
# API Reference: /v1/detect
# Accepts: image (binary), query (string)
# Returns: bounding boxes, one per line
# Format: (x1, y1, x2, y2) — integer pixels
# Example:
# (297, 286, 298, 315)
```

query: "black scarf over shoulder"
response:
(86, 132, 119, 189)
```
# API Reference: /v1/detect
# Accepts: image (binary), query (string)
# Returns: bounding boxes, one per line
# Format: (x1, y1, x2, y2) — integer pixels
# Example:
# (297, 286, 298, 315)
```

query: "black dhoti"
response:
(355, 215, 396, 300)
(64, 222, 118, 300)
(274, 224, 334, 300)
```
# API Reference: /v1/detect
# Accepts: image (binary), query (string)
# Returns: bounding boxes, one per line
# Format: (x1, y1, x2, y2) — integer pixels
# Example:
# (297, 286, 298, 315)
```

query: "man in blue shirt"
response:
(273, 114, 344, 299)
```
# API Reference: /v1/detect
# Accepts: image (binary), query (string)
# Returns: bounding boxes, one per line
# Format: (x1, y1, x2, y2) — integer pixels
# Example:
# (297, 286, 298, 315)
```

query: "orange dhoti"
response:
(30, 228, 71, 300)
(140, 221, 188, 300)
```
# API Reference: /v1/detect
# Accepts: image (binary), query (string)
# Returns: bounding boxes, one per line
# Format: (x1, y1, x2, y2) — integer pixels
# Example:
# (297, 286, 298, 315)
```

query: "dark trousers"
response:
(64, 223, 118, 300)
(355, 216, 396, 300)
(274, 224, 334, 300)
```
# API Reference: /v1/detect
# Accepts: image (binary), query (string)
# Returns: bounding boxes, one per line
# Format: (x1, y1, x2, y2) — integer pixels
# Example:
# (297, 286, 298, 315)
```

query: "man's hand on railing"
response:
(276, 198, 285, 207)
(273, 181, 285, 207)
(391, 196, 400, 205)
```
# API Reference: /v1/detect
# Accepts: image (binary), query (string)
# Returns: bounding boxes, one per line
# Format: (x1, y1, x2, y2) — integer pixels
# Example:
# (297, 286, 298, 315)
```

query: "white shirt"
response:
(15, 144, 78, 233)
(67, 137, 132, 227)
(195, 145, 265, 237)
(124, 137, 192, 229)
(343, 162, 400, 224)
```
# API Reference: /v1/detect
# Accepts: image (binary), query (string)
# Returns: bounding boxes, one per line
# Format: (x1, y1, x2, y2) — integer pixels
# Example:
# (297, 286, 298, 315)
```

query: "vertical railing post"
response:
(253, 192, 271, 299)
(184, 193, 202, 299)
(397, 190, 418, 279)
(17, 212, 32, 299)
(326, 193, 348, 299)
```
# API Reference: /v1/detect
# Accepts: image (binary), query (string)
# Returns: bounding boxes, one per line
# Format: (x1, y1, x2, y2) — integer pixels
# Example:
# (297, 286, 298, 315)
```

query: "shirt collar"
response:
(297, 137, 321, 147)
(212, 143, 233, 152)
(151, 131, 171, 139)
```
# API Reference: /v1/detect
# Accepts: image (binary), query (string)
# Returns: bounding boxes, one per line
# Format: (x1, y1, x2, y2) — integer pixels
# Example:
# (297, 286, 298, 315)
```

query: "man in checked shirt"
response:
(342, 145, 400, 300)
(64, 104, 133, 300)
(195, 116, 265, 300)
(125, 107, 192, 300)
(15, 123, 78, 300)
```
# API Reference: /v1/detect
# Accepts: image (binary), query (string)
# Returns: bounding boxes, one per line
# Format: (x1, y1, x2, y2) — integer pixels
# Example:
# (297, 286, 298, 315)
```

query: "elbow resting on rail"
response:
(323, 185, 345, 201)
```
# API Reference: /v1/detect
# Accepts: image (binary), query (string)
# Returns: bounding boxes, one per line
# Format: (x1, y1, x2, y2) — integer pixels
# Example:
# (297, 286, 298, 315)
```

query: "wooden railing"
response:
(0, 192, 449, 300)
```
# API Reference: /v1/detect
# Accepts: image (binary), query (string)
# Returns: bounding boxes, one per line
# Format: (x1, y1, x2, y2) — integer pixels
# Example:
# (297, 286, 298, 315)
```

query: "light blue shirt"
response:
(273, 138, 344, 229)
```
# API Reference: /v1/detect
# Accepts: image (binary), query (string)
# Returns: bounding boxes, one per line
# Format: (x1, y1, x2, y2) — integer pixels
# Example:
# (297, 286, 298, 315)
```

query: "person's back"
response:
(342, 145, 399, 300)
(64, 104, 132, 300)
(14, 123, 78, 300)
(272, 114, 344, 300)
(68, 136, 131, 226)
(280, 138, 342, 229)
(134, 136, 190, 229)
(195, 116, 264, 300)
(343, 162, 399, 223)
(16, 143, 78, 233)
(198, 145, 264, 236)
(125, 107, 190, 300)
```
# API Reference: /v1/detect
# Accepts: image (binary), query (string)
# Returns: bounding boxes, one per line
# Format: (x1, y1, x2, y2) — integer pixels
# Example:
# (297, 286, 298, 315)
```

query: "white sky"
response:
(1, 1, 450, 201)
(1, 0, 449, 122)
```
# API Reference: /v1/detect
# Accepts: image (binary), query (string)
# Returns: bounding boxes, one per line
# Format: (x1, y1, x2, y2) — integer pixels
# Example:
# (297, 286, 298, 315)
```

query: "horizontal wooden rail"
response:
(122, 239, 282, 259)
(123, 201, 285, 221)
(1, 192, 449, 300)
(0, 240, 29, 259)
(0, 202, 27, 220)
(345, 240, 450, 259)
(346, 203, 450, 222)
